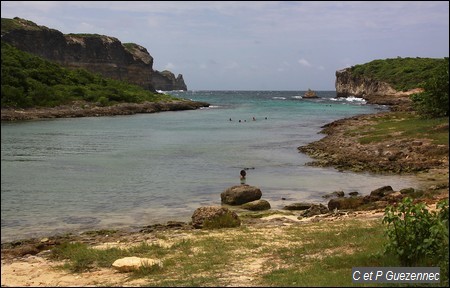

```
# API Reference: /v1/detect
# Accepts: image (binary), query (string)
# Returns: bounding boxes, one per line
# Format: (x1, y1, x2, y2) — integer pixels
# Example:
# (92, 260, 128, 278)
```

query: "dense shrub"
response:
(383, 198, 448, 285)
(410, 57, 449, 118)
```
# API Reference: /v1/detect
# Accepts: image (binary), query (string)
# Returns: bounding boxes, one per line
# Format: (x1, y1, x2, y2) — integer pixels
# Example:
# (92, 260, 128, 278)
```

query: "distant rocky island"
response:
(1, 17, 187, 92)
(303, 89, 318, 98)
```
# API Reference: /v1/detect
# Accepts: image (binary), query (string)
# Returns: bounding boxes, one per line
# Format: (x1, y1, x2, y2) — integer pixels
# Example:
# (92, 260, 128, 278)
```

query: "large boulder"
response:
(221, 185, 262, 205)
(370, 185, 394, 198)
(241, 199, 271, 211)
(301, 204, 329, 217)
(283, 202, 314, 211)
(191, 206, 241, 229)
(112, 257, 162, 272)
(322, 191, 345, 199)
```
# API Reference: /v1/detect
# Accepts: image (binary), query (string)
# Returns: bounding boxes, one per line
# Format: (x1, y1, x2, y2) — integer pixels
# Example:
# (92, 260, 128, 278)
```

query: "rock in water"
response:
(221, 185, 262, 205)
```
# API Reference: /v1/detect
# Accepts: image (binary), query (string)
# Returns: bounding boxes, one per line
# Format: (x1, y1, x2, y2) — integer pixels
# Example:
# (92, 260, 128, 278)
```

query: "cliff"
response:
(1, 17, 187, 91)
(335, 68, 420, 110)
(152, 70, 187, 91)
(335, 68, 396, 98)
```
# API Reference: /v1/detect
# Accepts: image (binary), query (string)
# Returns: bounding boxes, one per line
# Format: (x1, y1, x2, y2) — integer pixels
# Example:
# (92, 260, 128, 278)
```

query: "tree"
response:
(411, 58, 449, 118)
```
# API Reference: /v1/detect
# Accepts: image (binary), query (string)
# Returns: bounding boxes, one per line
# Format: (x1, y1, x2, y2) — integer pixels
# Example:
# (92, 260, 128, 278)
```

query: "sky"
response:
(1, 1, 449, 91)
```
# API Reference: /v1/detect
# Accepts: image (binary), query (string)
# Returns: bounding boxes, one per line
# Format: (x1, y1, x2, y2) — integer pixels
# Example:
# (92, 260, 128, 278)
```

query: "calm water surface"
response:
(1, 91, 418, 242)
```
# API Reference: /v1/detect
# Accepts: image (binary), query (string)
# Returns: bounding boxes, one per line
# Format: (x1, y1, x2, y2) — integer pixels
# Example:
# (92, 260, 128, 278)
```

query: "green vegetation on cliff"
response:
(350, 57, 447, 92)
(1, 42, 176, 108)
(1, 17, 43, 34)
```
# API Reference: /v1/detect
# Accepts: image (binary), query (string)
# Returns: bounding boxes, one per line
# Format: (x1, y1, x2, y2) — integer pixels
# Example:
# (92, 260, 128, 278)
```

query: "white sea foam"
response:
(272, 97, 286, 100)
(331, 96, 366, 104)
(292, 96, 303, 99)
(200, 105, 220, 109)
(157, 90, 185, 94)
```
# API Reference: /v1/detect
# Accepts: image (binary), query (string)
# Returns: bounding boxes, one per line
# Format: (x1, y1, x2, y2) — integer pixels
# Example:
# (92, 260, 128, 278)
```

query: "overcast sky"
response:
(2, 1, 449, 90)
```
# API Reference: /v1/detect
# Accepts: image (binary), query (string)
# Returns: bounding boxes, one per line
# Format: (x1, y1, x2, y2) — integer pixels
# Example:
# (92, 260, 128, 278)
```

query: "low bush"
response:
(383, 197, 448, 285)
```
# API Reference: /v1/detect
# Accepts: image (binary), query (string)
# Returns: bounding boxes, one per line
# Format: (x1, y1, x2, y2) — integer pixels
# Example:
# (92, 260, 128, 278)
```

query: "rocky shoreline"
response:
(0, 99, 210, 121)
(298, 112, 449, 174)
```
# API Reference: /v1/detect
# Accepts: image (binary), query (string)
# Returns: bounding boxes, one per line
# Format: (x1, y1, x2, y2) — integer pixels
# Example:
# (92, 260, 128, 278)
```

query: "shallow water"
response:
(1, 91, 418, 242)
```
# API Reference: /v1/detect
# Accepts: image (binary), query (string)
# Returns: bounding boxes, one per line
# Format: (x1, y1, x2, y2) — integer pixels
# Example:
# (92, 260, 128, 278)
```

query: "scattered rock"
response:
(328, 197, 364, 210)
(301, 204, 329, 217)
(191, 206, 241, 229)
(221, 185, 262, 205)
(384, 191, 404, 203)
(400, 187, 415, 195)
(283, 202, 314, 210)
(322, 191, 345, 199)
(241, 199, 271, 211)
(112, 256, 162, 272)
(369, 185, 394, 200)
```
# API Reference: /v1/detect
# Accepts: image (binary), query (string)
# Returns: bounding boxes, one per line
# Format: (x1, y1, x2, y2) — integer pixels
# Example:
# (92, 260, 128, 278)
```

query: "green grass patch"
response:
(349, 113, 448, 145)
(261, 220, 401, 287)
(47, 217, 449, 286)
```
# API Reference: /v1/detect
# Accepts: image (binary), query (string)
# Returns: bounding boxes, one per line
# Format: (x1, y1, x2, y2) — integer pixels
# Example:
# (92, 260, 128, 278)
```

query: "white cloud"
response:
(298, 58, 312, 67)
(164, 62, 175, 70)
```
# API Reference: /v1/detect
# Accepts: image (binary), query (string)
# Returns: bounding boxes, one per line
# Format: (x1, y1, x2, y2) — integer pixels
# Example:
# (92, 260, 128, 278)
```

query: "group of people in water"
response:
(229, 116, 268, 122)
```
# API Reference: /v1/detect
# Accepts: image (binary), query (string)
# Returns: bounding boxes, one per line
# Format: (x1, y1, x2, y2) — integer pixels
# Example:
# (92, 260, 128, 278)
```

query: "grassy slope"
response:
(349, 57, 447, 91)
(348, 112, 449, 146)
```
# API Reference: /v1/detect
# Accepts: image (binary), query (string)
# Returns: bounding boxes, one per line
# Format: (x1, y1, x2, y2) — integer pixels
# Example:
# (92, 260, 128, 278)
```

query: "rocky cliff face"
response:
(1, 17, 187, 91)
(335, 68, 396, 98)
(335, 68, 417, 110)
(151, 70, 187, 91)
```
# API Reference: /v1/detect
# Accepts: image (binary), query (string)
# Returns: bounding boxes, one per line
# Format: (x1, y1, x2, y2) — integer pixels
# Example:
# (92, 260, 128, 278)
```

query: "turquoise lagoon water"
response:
(1, 91, 418, 242)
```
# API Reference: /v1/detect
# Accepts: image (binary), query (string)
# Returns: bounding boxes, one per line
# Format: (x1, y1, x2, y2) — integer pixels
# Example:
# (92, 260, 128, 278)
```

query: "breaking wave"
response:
(331, 96, 366, 104)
